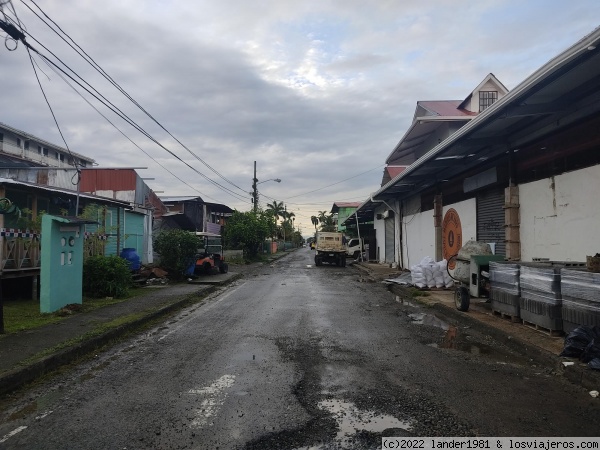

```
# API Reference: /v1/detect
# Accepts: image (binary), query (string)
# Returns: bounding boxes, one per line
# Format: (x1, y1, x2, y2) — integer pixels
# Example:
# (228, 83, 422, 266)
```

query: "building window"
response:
(16, 138, 21, 147)
(479, 91, 498, 112)
(24, 141, 29, 150)
(0, 133, 3, 142)
(43, 147, 48, 156)
(38, 145, 42, 154)
(59, 153, 64, 162)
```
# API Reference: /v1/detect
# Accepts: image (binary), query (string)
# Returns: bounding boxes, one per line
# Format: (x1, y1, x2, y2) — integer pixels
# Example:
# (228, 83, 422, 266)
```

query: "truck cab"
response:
(346, 237, 364, 259)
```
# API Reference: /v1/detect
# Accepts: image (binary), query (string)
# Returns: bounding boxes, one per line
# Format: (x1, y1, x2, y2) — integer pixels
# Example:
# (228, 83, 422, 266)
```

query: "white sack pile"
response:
(410, 256, 455, 289)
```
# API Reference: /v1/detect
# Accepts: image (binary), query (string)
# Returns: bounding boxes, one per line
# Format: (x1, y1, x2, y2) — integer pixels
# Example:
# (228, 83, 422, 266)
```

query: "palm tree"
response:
(317, 210, 328, 223)
(318, 211, 336, 232)
(311, 215, 319, 231)
(266, 201, 285, 222)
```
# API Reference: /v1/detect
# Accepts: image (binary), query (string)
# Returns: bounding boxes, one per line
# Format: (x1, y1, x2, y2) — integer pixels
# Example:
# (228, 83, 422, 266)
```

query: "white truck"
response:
(345, 237, 365, 260)
(314, 231, 347, 267)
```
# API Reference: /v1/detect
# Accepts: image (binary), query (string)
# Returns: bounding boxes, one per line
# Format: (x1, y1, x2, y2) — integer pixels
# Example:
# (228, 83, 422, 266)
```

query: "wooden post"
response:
(433, 194, 443, 261)
(504, 186, 520, 261)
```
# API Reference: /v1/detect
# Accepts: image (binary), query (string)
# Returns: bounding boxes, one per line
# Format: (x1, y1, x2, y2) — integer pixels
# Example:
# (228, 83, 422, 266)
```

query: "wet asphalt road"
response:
(1, 249, 600, 449)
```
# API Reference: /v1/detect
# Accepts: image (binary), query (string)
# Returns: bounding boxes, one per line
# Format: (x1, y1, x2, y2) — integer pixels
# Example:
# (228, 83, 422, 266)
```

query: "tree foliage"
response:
(318, 211, 336, 232)
(223, 210, 276, 259)
(154, 229, 202, 278)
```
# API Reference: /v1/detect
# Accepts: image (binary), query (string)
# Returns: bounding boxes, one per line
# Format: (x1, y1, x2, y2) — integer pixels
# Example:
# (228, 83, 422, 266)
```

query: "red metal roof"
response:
(333, 202, 362, 208)
(385, 166, 406, 179)
(418, 100, 477, 117)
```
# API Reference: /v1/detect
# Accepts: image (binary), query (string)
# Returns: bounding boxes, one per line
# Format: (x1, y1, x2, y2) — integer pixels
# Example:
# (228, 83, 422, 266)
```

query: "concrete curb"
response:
(0, 272, 243, 397)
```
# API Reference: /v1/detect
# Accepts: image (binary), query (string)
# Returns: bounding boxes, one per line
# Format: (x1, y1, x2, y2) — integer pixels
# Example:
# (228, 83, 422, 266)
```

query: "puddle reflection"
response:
(408, 313, 450, 330)
(395, 296, 419, 307)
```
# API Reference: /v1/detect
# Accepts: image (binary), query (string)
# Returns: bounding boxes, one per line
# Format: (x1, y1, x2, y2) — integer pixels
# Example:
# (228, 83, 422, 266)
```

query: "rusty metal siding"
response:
(80, 169, 137, 193)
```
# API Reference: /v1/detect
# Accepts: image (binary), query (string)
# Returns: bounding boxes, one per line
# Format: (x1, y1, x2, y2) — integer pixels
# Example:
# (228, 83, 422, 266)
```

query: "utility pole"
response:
(252, 161, 258, 212)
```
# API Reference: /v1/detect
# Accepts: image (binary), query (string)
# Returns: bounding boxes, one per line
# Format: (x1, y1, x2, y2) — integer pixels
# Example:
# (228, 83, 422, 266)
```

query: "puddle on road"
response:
(318, 399, 411, 444)
(395, 295, 419, 307)
(6, 389, 62, 421)
(408, 313, 450, 330)
(428, 326, 531, 366)
(306, 265, 313, 268)
(428, 326, 494, 355)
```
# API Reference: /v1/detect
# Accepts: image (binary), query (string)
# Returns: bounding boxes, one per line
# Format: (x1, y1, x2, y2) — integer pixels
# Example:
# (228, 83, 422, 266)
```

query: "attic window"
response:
(479, 91, 498, 112)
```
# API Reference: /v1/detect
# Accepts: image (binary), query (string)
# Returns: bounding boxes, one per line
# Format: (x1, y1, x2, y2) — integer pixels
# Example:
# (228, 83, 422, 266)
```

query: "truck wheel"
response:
(341, 256, 346, 267)
(455, 286, 470, 311)
(352, 251, 360, 259)
(314, 255, 321, 266)
(219, 262, 229, 274)
(203, 262, 212, 274)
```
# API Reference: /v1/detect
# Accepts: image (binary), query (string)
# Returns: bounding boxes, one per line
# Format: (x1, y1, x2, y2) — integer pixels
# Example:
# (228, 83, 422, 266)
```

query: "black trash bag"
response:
(560, 325, 600, 359)
(588, 357, 600, 371)
(581, 338, 600, 364)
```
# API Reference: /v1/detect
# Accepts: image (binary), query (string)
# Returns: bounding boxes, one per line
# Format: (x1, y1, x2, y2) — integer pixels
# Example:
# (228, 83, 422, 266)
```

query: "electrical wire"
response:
(283, 164, 385, 200)
(1, 8, 249, 203)
(33, 52, 227, 204)
(21, 0, 248, 196)
(19, 35, 249, 202)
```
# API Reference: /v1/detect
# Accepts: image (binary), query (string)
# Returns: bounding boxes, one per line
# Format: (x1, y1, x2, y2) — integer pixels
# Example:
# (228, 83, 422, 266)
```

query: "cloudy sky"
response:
(1, 1, 599, 235)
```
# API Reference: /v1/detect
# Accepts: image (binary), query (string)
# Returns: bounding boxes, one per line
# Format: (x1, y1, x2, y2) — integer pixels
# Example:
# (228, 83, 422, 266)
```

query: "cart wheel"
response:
(455, 286, 470, 311)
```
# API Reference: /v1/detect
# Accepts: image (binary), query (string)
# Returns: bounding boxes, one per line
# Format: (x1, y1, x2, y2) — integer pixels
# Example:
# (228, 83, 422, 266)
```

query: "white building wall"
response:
(401, 197, 477, 269)
(402, 209, 434, 268)
(520, 166, 600, 262)
(373, 204, 387, 263)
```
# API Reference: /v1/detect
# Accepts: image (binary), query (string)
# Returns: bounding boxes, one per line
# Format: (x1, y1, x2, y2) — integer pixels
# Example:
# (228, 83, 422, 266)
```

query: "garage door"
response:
(477, 188, 505, 256)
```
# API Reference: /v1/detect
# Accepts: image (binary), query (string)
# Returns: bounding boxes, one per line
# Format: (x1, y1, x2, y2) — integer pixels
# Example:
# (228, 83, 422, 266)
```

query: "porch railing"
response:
(1, 228, 108, 272)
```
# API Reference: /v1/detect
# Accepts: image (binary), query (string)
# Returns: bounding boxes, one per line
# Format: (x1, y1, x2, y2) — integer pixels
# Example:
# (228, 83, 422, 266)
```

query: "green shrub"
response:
(154, 229, 202, 279)
(83, 255, 133, 298)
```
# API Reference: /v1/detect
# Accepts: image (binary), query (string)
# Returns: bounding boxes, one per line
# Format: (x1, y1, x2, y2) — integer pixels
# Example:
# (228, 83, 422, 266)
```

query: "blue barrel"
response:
(120, 248, 141, 271)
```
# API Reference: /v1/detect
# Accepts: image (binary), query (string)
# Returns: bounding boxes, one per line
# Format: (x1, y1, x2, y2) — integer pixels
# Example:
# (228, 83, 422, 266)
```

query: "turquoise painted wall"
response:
(40, 215, 84, 313)
(124, 211, 144, 254)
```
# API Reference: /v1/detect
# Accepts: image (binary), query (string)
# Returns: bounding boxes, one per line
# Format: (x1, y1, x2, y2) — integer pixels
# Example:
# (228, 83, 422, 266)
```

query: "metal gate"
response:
(477, 188, 505, 256)
(385, 217, 395, 263)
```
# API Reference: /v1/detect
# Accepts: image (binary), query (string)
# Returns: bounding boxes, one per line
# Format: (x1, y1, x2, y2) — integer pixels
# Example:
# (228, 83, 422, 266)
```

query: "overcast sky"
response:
(1, 1, 599, 235)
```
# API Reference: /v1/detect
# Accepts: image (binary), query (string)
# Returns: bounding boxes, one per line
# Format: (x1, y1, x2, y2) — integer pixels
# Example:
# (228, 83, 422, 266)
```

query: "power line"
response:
(283, 164, 385, 200)
(21, 0, 248, 196)
(8, 24, 249, 202)
(33, 52, 227, 204)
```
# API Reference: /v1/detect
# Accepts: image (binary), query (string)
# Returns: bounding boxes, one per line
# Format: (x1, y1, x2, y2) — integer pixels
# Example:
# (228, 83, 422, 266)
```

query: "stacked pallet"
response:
(560, 269, 600, 333)
(489, 261, 520, 321)
(519, 264, 563, 333)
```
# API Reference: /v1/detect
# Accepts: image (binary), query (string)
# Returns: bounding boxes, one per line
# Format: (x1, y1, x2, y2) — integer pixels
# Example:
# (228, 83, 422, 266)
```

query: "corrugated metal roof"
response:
(160, 196, 203, 203)
(0, 177, 130, 207)
(80, 168, 138, 192)
(0, 154, 41, 168)
(331, 202, 362, 213)
(347, 26, 600, 225)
